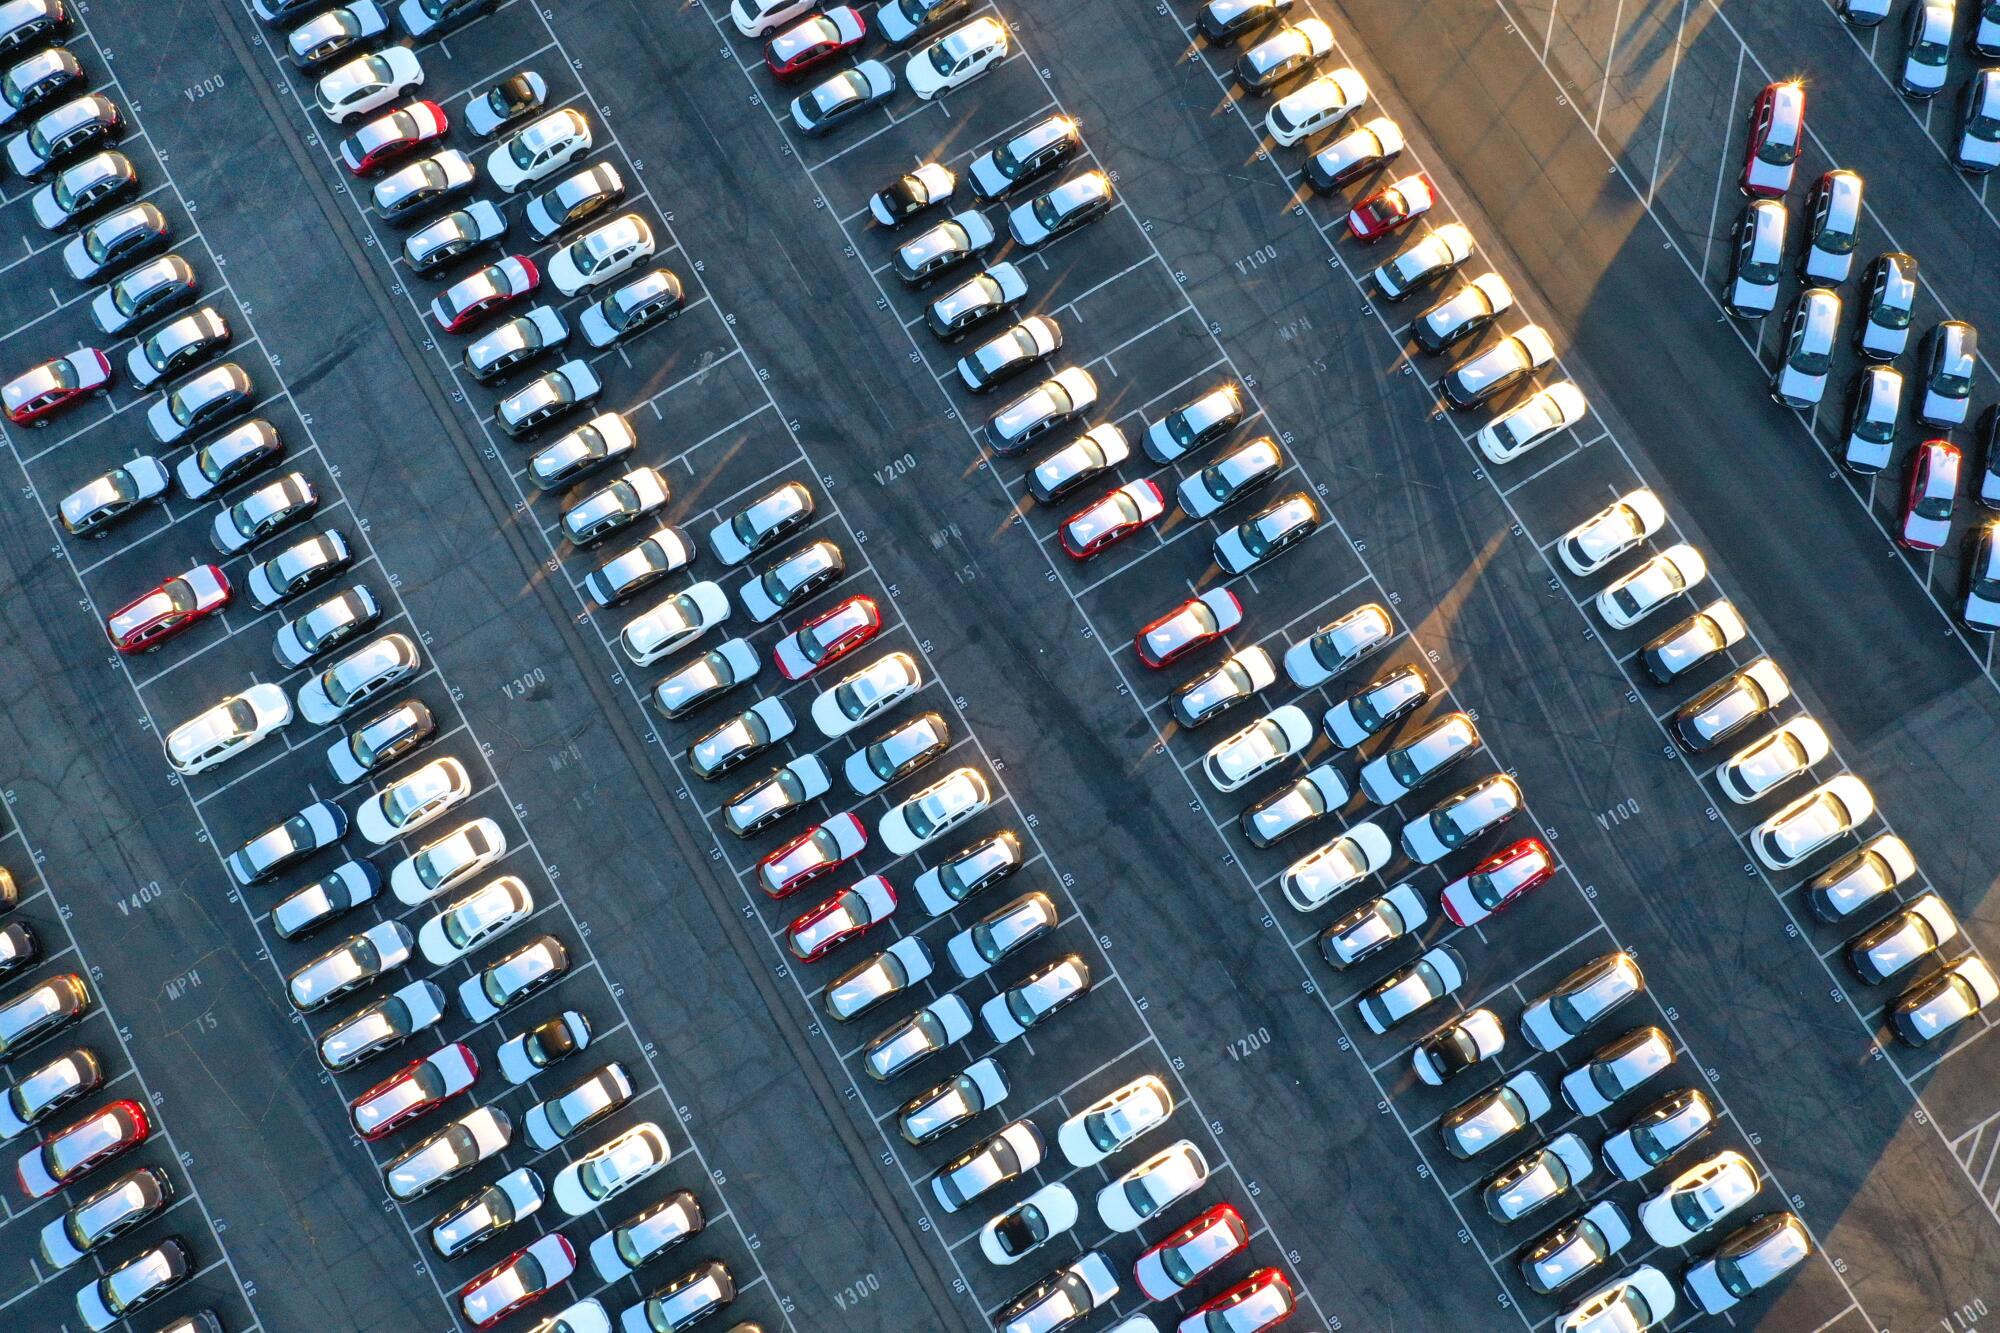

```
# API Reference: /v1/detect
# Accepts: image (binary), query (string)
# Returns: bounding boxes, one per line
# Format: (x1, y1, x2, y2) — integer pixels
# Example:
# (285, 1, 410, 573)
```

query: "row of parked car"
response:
(1719, 77, 2000, 632)
(0, 858, 229, 1333)
(1835, 0, 2000, 172)
(1184, 1, 1998, 1328)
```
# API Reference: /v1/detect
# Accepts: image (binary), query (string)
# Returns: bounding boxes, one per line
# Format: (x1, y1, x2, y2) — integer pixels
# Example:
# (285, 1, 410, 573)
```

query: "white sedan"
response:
(391, 816, 506, 906)
(1201, 704, 1312, 792)
(163, 683, 293, 776)
(1557, 489, 1665, 577)
(417, 875, 533, 967)
(356, 756, 471, 845)
(1056, 1074, 1173, 1167)
(1264, 66, 1367, 146)
(1716, 717, 1828, 805)
(1637, 1151, 1759, 1246)
(1750, 775, 1873, 870)
(1280, 822, 1391, 912)
(553, 1121, 670, 1217)
(979, 1181, 1077, 1267)
(619, 581, 729, 667)
(1097, 1140, 1208, 1232)
(903, 17, 1007, 100)
(314, 47, 423, 124)
(485, 108, 591, 192)
(811, 651, 922, 738)
(1283, 603, 1393, 688)
(879, 767, 990, 856)
(549, 213, 655, 297)
(1593, 544, 1706, 629)
(1476, 380, 1587, 464)
(1557, 1266, 1676, 1333)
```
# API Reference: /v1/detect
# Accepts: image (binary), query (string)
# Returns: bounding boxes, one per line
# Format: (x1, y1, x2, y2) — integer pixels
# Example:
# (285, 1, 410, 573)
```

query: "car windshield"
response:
(113, 277, 160, 317)
(1350, 678, 1407, 732)
(1243, 506, 1299, 557)
(85, 219, 134, 264)
(1005, 987, 1042, 1028)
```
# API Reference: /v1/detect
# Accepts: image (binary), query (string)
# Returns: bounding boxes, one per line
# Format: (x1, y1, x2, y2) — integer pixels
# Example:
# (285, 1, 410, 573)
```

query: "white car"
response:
(1176, 435, 1282, 519)
(1557, 490, 1665, 577)
(486, 108, 591, 192)
(554, 1121, 670, 1217)
(1283, 603, 1393, 688)
(1560, 1026, 1674, 1116)
(384, 1105, 509, 1201)
(163, 683, 292, 776)
(1441, 1070, 1549, 1160)
(726, 755, 831, 838)
(903, 17, 1007, 100)
(1638, 1151, 1759, 1246)
(211, 472, 316, 554)
(1400, 774, 1520, 864)
(731, 0, 810, 35)
(1522, 952, 1644, 1052)
(315, 47, 422, 124)
(417, 876, 532, 966)
(913, 829, 1023, 918)
(1750, 775, 1873, 870)
(549, 213, 654, 297)
(1715, 718, 1828, 804)
(391, 817, 506, 906)
(1476, 380, 1586, 464)
(1056, 1074, 1172, 1167)
(1280, 823, 1391, 912)
(298, 632, 422, 726)
(1323, 664, 1428, 749)
(355, 756, 471, 846)
(562, 466, 668, 546)
(1593, 544, 1706, 629)
(585, 524, 695, 609)
(1557, 1266, 1676, 1332)
(1265, 66, 1367, 146)
(811, 651, 921, 738)
(1202, 704, 1312, 792)
(619, 581, 730, 667)
(878, 766, 990, 856)
(979, 1182, 1077, 1267)
(273, 859, 378, 940)
(1098, 1140, 1207, 1232)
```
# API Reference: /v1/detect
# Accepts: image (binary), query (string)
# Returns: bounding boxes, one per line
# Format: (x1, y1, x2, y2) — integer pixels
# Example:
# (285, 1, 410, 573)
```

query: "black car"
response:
(524, 162, 625, 241)
(1197, 0, 1294, 42)
(868, 162, 955, 228)
(466, 70, 547, 137)
(878, 0, 969, 47)
(0, 46, 83, 128)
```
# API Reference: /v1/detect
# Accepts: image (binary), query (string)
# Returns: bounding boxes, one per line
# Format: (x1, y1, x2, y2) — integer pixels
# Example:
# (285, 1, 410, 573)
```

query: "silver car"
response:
(429, 1168, 543, 1259)
(1177, 434, 1282, 518)
(946, 891, 1056, 980)
(524, 1061, 632, 1150)
(986, 366, 1097, 454)
(846, 711, 949, 796)
(740, 538, 843, 622)
(914, 828, 1023, 916)
(824, 936, 934, 1022)
(524, 161, 625, 240)
(1143, 380, 1243, 463)
(968, 113, 1079, 198)
(628, 1262, 734, 1332)
(460, 935, 569, 1023)
(91, 254, 195, 335)
(150, 362, 252, 446)
(287, 920, 412, 1012)
(404, 200, 506, 273)
(1212, 490, 1320, 574)
(211, 471, 315, 554)
(372, 148, 472, 221)
(580, 266, 682, 348)
(226, 800, 347, 887)
(688, 698, 793, 780)
(496, 360, 601, 437)
(1358, 710, 1478, 805)
(894, 210, 995, 285)
(57, 456, 168, 536)
(275, 585, 380, 666)
(896, 1057, 1007, 1144)
(1522, 951, 1644, 1052)
(385, 1107, 511, 1201)
(1316, 883, 1427, 969)
(561, 465, 668, 544)
(299, 632, 421, 725)
(1241, 764, 1347, 848)
(1482, 1131, 1593, 1222)
(1519, 1200, 1631, 1296)
(651, 638, 758, 719)
(1284, 602, 1393, 688)
(1169, 646, 1276, 729)
(592, 1189, 702, 1282)
(63, 199, 167, 282)
(584, 524, 693, 607)
(317, 980, 444, 1070)
(465, 305, 567, 382)
(177, 417, 282, 500)
(271, 861, 380, 940)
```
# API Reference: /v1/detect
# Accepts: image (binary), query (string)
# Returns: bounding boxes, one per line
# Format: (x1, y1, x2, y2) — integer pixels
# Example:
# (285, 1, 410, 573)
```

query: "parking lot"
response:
(2, 0, 2000, 1328)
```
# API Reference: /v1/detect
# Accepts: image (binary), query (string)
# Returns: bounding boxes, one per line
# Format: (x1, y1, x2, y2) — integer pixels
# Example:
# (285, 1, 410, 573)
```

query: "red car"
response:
(1134, 1202, 1250, 1300)
(785, 873, 896, 961)
(349, 1043, 479, 1141)
(431, 255, 539, 333)
(1135, 588, 1242, 669)
(1900, 440, 1959, 551)
(758, 812, 868, 898)
(1439, 837, 1555, 927)
(1176, 1267, 1297, 1333)
(1346, 172, 1435, 242)
(764, 6, 867, 81)
(3, 347, 111, 424)
(774, 594, 881, 680)
(458, 1232, 577, 1329)
(337, 99, 449, 174)
(104, 563, 230, 654)
(17, 1099, 149, 1199)
(1061, 479, 1165, 560)
(1740, 80, 1805, 198)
